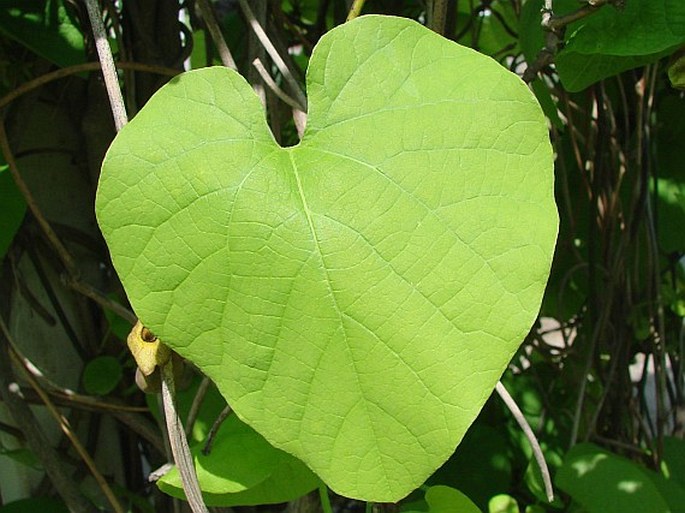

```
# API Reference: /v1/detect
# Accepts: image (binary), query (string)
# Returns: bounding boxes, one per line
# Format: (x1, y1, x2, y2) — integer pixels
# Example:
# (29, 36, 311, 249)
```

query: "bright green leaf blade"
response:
(82, 356, 122, 395)
(425, 486, 482, 513)
(0, 162, 26, 259)
(157, 415, 319, 505)
(96, 15, 557, 501)
(556, 443, 671, 513)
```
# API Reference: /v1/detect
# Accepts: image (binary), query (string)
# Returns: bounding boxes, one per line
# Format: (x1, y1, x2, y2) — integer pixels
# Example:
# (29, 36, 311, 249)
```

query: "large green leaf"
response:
(96, 15, 557, 501)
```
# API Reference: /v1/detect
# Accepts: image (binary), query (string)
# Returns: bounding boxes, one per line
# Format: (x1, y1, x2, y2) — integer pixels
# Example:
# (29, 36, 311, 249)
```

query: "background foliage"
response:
(0, 0, 683, 512)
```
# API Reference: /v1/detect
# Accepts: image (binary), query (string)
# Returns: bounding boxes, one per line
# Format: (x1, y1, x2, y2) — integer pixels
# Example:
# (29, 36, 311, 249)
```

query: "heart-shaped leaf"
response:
(96, 15, 557, 501)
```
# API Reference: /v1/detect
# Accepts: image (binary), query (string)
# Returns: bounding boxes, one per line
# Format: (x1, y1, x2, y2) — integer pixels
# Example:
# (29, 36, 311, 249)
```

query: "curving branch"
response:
(496, 381, 554, 502)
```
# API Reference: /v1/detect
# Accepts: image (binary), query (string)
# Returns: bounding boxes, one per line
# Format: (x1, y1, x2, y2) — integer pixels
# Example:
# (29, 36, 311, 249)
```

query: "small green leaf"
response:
(159, 414, 278, 494)
(425, 486, 482, 513)
(82, 356, 122, 396)
(157, 415, 319, 506)
(557, 443, 670, 513)
(488, 494, 519, 513)
(97, 15, 557, 501)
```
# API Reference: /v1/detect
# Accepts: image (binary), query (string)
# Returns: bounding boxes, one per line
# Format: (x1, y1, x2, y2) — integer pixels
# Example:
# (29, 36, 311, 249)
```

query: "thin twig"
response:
(496, 381, 554, 502)
(246, 0, 267, 105)
(202, 405, 233, 455)
(238, 0, 307, 111)
(196, 0, 237, 70)
(161, 361, 209, 513)
(430, 0, 449, 35)
(1, 318, 126, 513)
(523, 0, 616, 83)
(544, 0, 617, 31)
(252, 58, 302, 110)
(0, 121, 77, 275)
(66, 277, 137, 324)
(185, 375, 211, 437)
(14, 385, 165, 454)
(0, 61, 178, 111)
(84, 0, 128, 130)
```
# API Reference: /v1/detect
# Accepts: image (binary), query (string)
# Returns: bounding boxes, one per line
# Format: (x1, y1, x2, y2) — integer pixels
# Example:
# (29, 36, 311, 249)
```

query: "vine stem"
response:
(196, 0, 237, 70)
(83, 3, 208, 509)
(238, 0, 307, 111)
(496, 381, 554, 502)
(252, 58, 302, 110)
(430, 0, 449, 35)
(346, 0, 366, 21)
(318, 484, 334, 513)
(84, 0, 128, 130)
(161, 361, 210, 513)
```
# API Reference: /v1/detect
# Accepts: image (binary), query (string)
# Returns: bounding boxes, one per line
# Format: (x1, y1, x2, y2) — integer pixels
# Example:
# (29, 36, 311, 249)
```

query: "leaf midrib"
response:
(286, 150, 393, 495)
